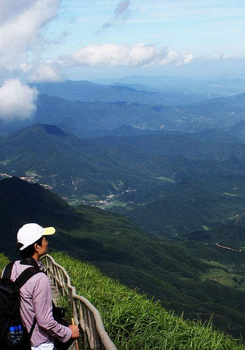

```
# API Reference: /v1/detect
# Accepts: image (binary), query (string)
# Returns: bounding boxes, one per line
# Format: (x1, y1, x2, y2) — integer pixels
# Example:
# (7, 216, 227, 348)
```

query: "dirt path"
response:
(215, 243, 242, 252)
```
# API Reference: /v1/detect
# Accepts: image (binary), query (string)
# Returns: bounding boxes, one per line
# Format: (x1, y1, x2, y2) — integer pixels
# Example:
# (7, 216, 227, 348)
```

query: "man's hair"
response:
(17, 236, 43, 258)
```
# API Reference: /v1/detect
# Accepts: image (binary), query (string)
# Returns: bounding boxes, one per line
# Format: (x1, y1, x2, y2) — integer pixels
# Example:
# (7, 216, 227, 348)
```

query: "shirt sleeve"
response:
(32, 273, 72, 343)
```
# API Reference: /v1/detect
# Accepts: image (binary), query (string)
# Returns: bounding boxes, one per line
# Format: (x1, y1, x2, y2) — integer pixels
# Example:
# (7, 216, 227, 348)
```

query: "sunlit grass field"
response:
(50, 252, 245, 350)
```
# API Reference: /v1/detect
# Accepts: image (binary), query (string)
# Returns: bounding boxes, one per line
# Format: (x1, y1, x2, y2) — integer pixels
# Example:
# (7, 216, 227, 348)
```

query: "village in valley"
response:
(0, 172, 136, 210)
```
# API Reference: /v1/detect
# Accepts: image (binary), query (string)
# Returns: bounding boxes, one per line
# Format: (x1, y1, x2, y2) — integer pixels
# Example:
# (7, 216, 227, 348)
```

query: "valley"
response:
(2, 121, 245, 237)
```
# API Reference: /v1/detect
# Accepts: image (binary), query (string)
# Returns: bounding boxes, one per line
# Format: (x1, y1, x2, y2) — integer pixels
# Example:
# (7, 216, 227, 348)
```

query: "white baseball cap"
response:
(17, 223, 55, 251)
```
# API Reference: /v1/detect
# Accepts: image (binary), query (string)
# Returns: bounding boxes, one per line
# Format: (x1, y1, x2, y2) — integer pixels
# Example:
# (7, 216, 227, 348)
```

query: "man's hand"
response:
(69, 324, 80, 339)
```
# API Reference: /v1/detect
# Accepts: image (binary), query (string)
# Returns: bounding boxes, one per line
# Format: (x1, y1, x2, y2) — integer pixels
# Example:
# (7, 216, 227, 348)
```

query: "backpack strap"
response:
(29, 317, 37, 338)
(2, 263, 42, 338)
(2, 261, 42, 287)
(2, 261, 15, 279)
(14, 267, 43, 338)
(14, 267, 43, 289)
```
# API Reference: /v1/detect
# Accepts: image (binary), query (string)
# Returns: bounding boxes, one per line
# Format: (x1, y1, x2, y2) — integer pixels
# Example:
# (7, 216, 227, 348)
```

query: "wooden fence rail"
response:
(41, 254, 118, 350)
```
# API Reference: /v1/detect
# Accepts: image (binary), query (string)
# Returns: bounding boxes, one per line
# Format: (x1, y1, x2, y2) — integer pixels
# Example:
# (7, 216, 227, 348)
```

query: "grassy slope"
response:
(51, 253, 245, 350)
(54, 205, 245, 339)
(2, 252, 243, 350)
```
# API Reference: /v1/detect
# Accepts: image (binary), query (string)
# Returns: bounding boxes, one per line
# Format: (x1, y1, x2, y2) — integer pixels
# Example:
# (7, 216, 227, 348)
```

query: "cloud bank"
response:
(0, 0, 60, 119)
(0, 0, 60, 73)
(27, 64, 64, 82)
(0, 80, 38, 121)
(60, 43, 194, 67)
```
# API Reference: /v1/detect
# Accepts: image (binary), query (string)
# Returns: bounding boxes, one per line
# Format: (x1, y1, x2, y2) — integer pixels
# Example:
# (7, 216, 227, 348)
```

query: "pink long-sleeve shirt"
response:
(10, 260, 72, 346)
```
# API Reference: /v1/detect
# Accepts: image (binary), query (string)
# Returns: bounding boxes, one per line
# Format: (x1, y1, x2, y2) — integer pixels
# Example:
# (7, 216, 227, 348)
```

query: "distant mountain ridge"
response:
(94, 74, 245, 95)
(2, 89, 245, 138)
(30, 80, 212, 106)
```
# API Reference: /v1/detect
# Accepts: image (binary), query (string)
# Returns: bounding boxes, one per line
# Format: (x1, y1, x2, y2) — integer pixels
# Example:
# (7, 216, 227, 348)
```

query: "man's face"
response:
(37, 236, 49, 256)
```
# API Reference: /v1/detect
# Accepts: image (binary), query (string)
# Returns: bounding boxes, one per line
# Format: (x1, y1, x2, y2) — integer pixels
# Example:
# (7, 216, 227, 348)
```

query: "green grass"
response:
(157, 176, 176, 183)
(0, 253, 9, 270)
(1, 251, 245, 349)
(201, 268, 245, 290)
(25, 171, 41, 177)
(111, 181, 124, 191)
(51, 252, 245, 350)
(84, 194, 99, 200)
(0, 160, 10, 166)
(100, 200, 128, 209)
(204, 261, 229, 270)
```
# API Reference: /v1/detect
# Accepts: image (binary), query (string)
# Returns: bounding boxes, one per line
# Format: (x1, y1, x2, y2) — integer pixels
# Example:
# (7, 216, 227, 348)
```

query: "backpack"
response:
(0, 262, 41, 350)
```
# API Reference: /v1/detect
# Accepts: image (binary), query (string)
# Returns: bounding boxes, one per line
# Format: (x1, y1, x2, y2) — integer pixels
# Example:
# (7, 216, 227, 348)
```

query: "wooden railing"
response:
(41, 254, 118, 350)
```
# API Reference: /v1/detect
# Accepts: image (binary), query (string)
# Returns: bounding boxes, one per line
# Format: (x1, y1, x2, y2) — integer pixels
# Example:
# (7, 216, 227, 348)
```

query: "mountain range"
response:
(1, 79, 245, 138)
(93, 75, 245, 95)
(2, 123, 245, 236)
(2, 77, 245, 341)
(30, 80, 213, 106)
(0, 123, 171, 199)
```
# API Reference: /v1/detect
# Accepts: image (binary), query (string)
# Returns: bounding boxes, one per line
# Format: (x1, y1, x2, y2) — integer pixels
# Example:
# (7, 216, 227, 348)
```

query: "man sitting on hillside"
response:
(10, 223, 79, 350)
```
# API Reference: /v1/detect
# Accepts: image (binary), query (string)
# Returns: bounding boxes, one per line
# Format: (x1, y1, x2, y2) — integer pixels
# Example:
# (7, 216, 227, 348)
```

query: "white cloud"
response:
(212, 53, 245, 59)
(0, 0, 60, 73)
(60, 43, 194, 67)
(0, 80, 38, 121)
(27, 64, 64, 82)
(0, 0, 33, 24)
(160, 50, 194, 66)
(0, 0, 61, 116)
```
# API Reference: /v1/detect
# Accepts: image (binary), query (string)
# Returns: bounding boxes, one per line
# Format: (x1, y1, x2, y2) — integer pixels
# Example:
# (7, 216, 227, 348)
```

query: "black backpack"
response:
(0, 262, 41, 350)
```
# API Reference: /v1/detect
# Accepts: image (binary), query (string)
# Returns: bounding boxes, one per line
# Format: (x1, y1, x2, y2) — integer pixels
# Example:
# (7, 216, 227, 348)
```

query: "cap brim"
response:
(44, 227, 55, 235)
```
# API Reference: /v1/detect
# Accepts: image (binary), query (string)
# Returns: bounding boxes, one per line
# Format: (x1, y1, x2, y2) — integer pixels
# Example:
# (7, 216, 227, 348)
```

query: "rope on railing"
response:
(41, 254, 118, 350)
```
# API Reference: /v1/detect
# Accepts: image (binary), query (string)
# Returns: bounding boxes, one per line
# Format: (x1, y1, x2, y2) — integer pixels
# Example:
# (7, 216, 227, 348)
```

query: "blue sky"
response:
(51, 0, 244, 55)
(1, 0, 245, 82)
(39, 0, 245, 79)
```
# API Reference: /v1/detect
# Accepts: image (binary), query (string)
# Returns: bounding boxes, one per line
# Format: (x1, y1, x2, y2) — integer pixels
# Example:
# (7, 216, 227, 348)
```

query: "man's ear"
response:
(33, 243, 39, 252)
